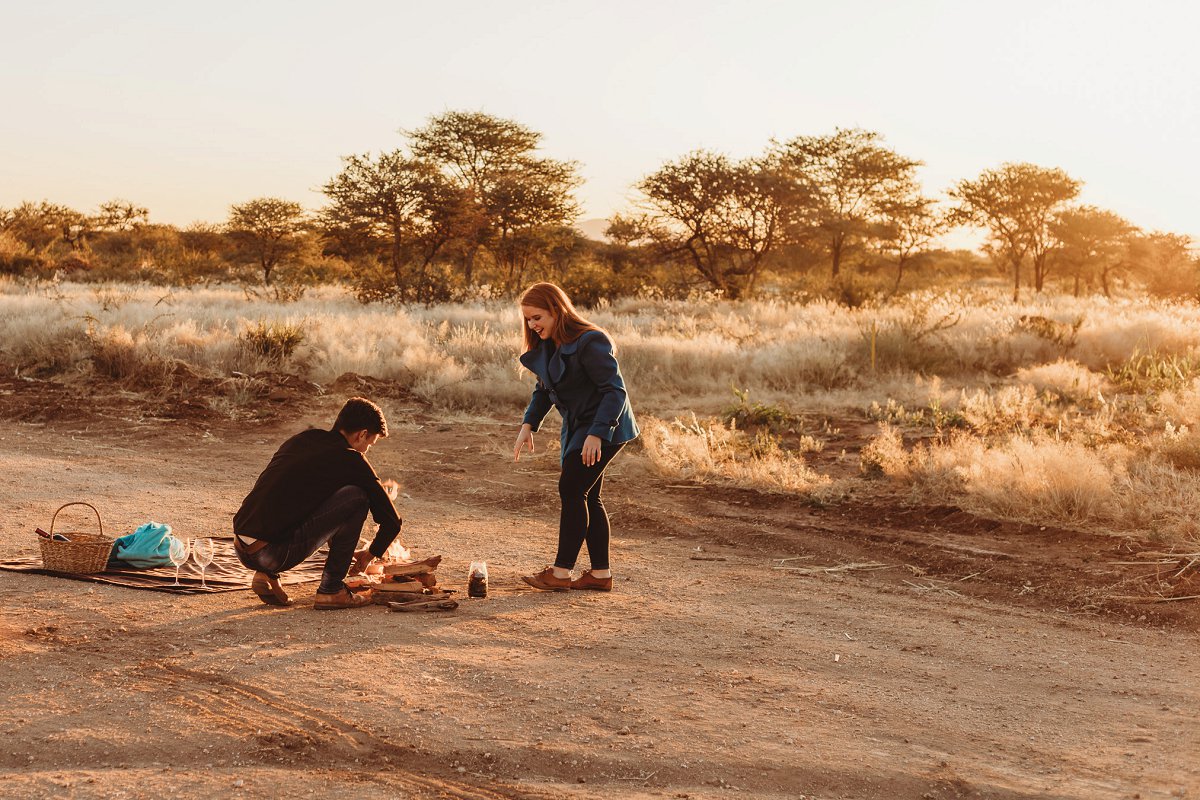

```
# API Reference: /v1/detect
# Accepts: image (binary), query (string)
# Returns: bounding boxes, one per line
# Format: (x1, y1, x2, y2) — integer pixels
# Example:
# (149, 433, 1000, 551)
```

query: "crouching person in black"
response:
(232, 397, 401, 610)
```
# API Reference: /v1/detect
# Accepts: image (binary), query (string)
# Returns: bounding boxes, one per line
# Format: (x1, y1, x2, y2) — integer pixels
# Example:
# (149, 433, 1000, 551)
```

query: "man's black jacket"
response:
(233, 428, 401, 558)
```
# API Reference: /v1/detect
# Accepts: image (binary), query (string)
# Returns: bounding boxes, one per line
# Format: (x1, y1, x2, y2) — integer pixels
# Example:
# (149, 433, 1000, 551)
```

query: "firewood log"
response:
(381, 555, 442, 576)
(387, 599, 458, 612)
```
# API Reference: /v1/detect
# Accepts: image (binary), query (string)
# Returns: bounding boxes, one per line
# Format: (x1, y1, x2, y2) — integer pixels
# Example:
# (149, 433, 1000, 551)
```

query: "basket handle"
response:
(50, 502, 104, 536)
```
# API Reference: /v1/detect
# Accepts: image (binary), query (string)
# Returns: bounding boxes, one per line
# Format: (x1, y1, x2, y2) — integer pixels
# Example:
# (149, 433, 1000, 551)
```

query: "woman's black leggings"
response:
(554, 443, 625, 571)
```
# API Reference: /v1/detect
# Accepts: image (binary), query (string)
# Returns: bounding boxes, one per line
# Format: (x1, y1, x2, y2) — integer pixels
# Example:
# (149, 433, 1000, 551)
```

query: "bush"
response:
(854, 299, 961, 374)
(84, 323, 176, 388)
(1105, 349, 1200, 393)
(239, 321, 306, 364)
(724, 386, 802, 432)
(0, 232, 44, 275)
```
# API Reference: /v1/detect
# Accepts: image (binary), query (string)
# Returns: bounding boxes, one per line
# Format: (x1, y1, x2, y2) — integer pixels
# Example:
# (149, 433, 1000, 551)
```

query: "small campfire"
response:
(345, 541, 457, 612)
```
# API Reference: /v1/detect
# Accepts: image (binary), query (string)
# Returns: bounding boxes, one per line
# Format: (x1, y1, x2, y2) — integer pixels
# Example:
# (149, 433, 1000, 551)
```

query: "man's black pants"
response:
(235, 485, 368, 594)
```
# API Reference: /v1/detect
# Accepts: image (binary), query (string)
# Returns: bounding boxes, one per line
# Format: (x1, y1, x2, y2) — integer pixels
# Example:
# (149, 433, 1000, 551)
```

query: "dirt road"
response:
(0, 388, 1196, 799)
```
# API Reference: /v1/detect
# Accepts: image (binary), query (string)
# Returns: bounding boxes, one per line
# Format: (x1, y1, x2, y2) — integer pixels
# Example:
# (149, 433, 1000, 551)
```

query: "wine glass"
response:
(167, 536, 190, 587)
(193, 538, 215, 589)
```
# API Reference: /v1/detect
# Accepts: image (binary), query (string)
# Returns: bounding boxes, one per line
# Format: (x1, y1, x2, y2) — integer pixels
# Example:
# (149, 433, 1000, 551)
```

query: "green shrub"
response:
(725, 386, 802, 432)
(239, 321, 306, 363)
(1105, 349, 1200, 393)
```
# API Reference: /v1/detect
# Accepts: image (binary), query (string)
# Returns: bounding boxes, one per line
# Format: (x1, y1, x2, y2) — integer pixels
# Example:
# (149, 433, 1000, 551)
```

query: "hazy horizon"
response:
(2, 0, 1197, 241)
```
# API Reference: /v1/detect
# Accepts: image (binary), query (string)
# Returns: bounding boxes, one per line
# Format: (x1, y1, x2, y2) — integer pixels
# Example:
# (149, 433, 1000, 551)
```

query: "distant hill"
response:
(574, 218, 611, 242)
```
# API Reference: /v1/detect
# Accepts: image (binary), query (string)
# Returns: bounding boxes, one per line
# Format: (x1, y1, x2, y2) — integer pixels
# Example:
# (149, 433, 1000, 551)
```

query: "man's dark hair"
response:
(333, 397, 388, 437)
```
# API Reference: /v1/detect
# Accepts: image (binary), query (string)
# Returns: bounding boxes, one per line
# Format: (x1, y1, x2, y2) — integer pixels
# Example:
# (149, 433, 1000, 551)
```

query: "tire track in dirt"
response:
(133, 662, 556, 800)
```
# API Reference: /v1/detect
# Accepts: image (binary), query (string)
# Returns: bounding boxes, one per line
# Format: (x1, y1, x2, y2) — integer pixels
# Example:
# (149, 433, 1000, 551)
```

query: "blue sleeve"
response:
(522, 380, 553, 432)
(579, 334, 628, 441)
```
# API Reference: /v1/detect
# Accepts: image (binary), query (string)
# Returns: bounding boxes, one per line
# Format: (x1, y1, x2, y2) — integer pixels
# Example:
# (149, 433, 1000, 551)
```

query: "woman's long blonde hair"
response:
(519, 282, 603, 352)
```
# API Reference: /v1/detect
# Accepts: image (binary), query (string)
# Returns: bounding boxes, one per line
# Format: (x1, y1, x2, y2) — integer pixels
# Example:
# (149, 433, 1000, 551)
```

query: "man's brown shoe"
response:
(569, 570, 613, 592)
(313, 587, 373, 610)
(522, 567, 572, 591)
(251, 571, 293, 606)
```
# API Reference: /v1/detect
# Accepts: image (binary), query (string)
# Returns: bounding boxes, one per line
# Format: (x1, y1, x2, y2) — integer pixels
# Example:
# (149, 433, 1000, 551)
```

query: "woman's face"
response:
(521, 304, 556, 341)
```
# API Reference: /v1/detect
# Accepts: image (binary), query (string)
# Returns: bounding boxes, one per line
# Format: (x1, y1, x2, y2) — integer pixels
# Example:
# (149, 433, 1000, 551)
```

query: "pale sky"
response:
(2, 0, 1197, 241)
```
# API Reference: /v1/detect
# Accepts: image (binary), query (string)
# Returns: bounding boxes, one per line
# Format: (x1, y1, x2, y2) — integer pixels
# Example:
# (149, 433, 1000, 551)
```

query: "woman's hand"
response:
(514, 424, 535, 462)
(581, 435, 603, 467)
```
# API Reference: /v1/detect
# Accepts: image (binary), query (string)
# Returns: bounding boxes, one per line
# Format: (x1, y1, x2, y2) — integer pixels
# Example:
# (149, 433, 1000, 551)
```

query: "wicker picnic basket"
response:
(39, 502, 112, 574)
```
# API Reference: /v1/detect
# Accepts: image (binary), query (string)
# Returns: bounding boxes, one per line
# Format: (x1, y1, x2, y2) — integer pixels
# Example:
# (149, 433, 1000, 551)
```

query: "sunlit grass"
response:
(4, 277, 1200, 545)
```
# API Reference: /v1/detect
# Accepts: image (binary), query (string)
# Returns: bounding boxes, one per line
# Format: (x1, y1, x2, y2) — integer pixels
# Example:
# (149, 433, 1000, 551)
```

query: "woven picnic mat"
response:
(0, 536, 327, 594)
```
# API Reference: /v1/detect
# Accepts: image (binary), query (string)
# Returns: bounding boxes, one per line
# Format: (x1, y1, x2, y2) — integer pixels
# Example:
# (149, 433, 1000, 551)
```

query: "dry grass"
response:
(862, 426, 1200, 546)
(6, 278, 1200, 546)
(640, 414, 832, 495)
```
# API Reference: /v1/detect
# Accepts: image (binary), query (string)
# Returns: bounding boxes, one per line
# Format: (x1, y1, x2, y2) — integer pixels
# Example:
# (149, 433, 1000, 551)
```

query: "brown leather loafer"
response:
(313, 587, 373, 610)
(522, 566, 572, 591)
(569, 570, 613, 592)
(251, 571, 293, 606)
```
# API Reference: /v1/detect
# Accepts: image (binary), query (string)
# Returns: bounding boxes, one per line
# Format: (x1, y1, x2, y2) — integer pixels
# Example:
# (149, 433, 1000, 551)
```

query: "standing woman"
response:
(513, 282, 639, 592)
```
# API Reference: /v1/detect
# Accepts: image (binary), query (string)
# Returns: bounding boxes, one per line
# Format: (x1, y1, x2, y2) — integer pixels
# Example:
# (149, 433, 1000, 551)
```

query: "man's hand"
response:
(514, 424, 535, 462)
(581, 435, 603, 467)
(350, 548, 375, 575)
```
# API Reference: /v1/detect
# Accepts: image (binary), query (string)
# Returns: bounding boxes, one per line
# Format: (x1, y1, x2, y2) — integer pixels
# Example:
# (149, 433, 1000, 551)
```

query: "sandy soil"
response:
(0, 375, 1197, 800)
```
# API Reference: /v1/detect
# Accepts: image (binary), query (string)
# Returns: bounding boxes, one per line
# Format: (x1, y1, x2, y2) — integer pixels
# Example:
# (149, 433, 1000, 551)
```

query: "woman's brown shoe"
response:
(313, 587, 373, 610)
(522, 567, 572, 591)
(570, 570, 613, 592)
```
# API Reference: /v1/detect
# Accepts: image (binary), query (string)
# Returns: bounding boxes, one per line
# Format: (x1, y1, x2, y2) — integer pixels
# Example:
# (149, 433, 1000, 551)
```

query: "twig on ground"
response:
(902, 579, 963, 597)
(1173, 557, 1200, 579)
(1107, 594, 1200, 603)
(957, 568, 993, 582)
(615, 771, 659, 782)
(690, 556, 728, 562)
(775, 561, 890, 575)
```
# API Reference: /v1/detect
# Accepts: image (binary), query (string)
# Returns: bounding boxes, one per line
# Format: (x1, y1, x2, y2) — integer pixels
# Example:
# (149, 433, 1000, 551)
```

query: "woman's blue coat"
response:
(519, 329, 639, 463)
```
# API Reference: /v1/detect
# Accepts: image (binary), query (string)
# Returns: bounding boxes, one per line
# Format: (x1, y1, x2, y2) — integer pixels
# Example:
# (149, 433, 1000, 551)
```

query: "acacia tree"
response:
(635, 149, 793, 299)
(93, 200, 149, 232)
(0, 201, 88, 253)
(320, 151, 465, 301)
(227, 197, 306, 286)
(1049, 206, 1137, 296)
(1128, 231, 1196, 298)
(488, 158, 584, 289)
(773, 128, 921, 279)
(876, 188, 946, 293)
(949, 162, 1080, 300)
(407, 111, 580, 289)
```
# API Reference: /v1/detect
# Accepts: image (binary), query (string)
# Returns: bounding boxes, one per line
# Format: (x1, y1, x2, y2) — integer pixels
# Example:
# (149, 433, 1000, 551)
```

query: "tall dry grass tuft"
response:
(911, 432, 1124, 523)
(862, 425, 1200, 546)
(1014, 359, 1105, 402)
(859, 424, 908, 477)
(640, 414, 832, 495)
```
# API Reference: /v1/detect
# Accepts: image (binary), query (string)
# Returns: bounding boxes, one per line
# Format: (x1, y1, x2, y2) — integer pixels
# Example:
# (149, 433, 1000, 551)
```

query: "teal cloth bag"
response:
(108, 522, 174, 568)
